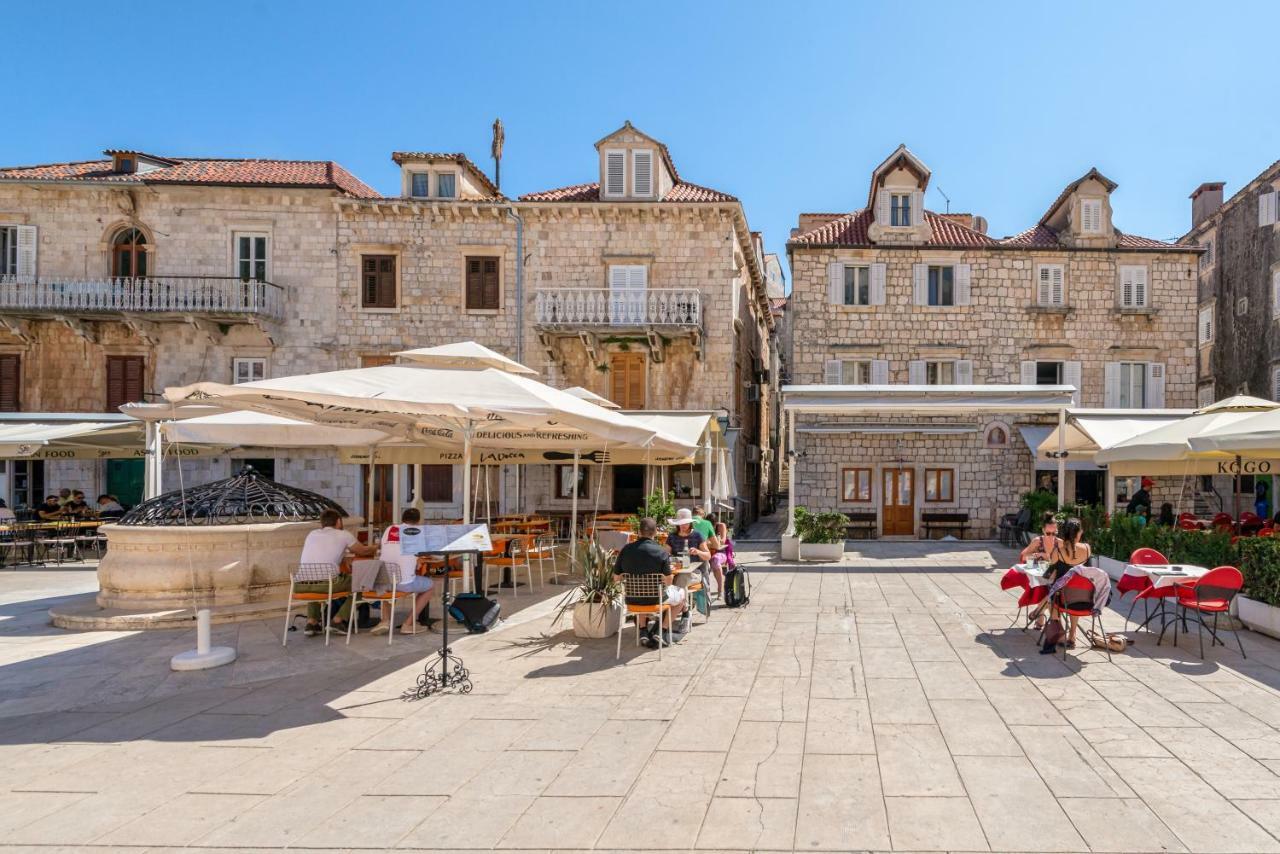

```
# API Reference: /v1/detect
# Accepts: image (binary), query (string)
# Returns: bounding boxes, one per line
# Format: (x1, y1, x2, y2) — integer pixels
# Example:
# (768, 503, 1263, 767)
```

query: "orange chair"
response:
(346, 561, 417, 645)
(1162, 566, 1246, 659)
(616, 573, 672, 659)
(484, 534, 538, 596)
(282, 563, 343, 647)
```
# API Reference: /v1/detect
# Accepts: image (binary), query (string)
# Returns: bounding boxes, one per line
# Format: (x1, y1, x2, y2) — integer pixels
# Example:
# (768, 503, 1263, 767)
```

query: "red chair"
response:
(1178, 512, 1197, 522)
(1178, 519, 1201, 531)
(1053, 573, 1112, 662)
(1013, 584, 1048, 630)
(1260, 528, 1275, 538)
(1212, 512, 1234, 531)
(1129, 548, 1169, 566)
(1161, 566, 1247, 659)
(1119, 547, 1166, 602)
(1000, 568, 1030, 592)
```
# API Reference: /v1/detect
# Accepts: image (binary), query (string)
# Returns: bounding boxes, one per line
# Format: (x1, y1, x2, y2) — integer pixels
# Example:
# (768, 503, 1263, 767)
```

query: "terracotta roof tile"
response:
(518, 180, 736, 203)
(788, 209, 995, 247)
(0, 154, 379, 198)
(999, 225, 1197, 251)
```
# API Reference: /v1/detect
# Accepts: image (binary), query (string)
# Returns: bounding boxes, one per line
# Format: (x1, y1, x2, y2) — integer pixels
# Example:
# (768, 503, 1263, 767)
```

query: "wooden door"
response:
(609, 352, 646, 409)
(882, 468, 915, 536)
(360, 463, 394, 526)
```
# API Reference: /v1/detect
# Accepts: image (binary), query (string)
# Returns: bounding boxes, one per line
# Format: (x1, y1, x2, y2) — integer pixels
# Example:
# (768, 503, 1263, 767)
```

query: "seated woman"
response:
(1019, 512, 1058, 563)
(706, 515, 735, 599)
(1042, 518, 1093, 651)
(1155, 503, 1176, 527)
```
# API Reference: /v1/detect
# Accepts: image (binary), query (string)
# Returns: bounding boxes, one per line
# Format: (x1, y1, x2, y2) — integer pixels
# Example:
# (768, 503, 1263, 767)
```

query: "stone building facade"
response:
(787, 146, 1200, 537)
(0, 150, 378, 509)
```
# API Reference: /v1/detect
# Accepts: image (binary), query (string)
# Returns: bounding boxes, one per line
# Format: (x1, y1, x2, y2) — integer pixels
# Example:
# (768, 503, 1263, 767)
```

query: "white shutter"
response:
(609, 265, 628, 289)
(1261, 192, 1278, 227)
(1274, 271, 1280, 318)
(1199, 306, 1213, 344)
(828, 262, 843, 304)
(632, 150, 652, 196)
(955, 264, 971, 306)
(605, 151, 625, 196)
(955, 359, 974, 385)
(824, 359, 843, 384)
(1104, 362, 1121, 408)
(1273, 368, 1280, 403)
(1051, 265, 1064, 305)
(1037, 266, 1052, 306)
(1020, 360, 1037, 385)
(870, 263, 886, 305)
(910, 190, 924, 227)
(1120, 268, 1133, 307)
(1133, 267, 1148, 307)
(871, 359, 889, 384)
(876, 191, 891, 225)
(1064, 361, 1082, 406)
(1146, 363, 1165, 408)
(15, 225, 37, 282)
(912, 264, 928, 305)
(908, 360, 926, 385)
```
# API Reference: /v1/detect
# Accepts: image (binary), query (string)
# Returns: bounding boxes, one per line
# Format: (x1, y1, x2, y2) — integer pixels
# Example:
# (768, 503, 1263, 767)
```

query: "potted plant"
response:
(554, 540, 624, 639)
(1237, 538, 1280, 639)
(797, 508, 848, 562)
(781, 506, 807, 560)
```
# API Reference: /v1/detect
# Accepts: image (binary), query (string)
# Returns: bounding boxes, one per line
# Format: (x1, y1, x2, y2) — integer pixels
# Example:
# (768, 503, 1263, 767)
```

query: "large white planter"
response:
(780, 534, 800, 561)
(572, 601, 623, 638)
(1096, 555, 1128, 582)
(800, 541, 845, 562)
(1237, 596, 1280, 640)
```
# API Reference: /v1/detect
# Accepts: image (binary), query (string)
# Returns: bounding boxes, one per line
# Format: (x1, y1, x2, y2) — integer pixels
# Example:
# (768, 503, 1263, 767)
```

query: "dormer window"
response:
(410, 173, 429, 198)
(436, 173, 456, 198)
(112, 153, 136, 174)
(1080, 198, 1103, 234)
(604, 150, 626, 196)
(891, 193, 912, 227)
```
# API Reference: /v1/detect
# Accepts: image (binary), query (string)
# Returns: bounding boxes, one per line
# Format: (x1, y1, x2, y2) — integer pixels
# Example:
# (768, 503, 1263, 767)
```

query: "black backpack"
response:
(448, 593, 501, 633)
(723, 566, 750, 608)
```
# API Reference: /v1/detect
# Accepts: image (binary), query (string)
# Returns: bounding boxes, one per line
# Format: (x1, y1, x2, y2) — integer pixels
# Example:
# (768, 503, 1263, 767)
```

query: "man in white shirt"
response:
(297, 509, 377, 636)
(371, 508, 438, 635)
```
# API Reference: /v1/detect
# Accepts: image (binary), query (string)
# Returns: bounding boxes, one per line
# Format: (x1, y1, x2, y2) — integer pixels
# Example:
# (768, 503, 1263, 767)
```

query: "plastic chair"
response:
(1130, 547, 1169, 566)
(346, 561, 416, 646)
(1212, 512, 1234, 531)
(528, 532, 559, 583)
(1162, 566, 1247, 659)
(1055, 572, 1112, 662)
(1178, 519, 1201, 531)
(1119, 548, 1166, 614)
(1012, 584, 1048, 630)
(282, 563, 342, 647)
(616, 573, 672, 659)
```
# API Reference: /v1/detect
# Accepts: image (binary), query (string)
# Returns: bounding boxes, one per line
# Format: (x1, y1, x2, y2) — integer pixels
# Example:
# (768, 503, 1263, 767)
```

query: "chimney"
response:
(1190, 182, 1225, 229)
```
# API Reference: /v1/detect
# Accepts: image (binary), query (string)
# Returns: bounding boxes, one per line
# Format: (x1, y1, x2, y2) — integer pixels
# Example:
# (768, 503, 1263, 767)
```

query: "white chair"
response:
(616, 574, 672, 660)
(282, 563, 341, 647)
(528, 532, 558, 585)
(346, 561, 417, 646)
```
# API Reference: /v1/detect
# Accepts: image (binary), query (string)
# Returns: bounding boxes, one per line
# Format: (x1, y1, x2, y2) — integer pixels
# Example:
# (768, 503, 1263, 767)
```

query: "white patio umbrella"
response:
(563, 386, 621, 409)
(1094, 396, 1279, 473)
(165, 361, 695, 582)
(392, 342, 538, 375)
(1189, 406, 1280, 458)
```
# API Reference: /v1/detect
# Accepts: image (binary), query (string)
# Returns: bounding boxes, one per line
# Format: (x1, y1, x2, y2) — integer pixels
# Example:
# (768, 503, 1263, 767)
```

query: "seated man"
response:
(372, 508, 438, 635)
(96, 494, 126, 519)
(37, 495, 66, 521)
(64, 490, 91, 516)
(297, 508, 377, 637)
(614, 516, 686, 648)
(0, 499, 14, 521)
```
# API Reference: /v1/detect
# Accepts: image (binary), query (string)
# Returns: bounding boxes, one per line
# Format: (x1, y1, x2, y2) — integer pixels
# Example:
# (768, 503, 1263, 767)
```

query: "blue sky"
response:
(8, 0, 1278, 285)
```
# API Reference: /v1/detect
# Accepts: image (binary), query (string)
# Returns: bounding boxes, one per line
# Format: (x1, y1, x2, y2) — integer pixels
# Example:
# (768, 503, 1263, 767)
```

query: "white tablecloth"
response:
(1014, 563, 1054, 588)
(1122, 563, 1208, 589)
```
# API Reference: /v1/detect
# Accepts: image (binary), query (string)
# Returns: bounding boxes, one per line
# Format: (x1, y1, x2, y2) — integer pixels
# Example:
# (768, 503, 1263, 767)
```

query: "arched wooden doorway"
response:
(111, 227, 148, 278)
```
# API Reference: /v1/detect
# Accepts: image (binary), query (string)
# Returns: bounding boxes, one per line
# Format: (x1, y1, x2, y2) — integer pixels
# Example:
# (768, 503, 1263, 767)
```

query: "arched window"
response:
(111, 227, 148, 279)
(985, 425, 1009, 448)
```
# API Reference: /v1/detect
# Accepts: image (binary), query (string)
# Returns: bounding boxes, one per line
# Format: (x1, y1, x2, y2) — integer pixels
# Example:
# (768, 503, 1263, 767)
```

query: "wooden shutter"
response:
(912, 264, 928, 305)
(1132, 267, 1148, 307)
(1199, 307, 1213, 344)
(605, 151, 625, 195)
(1146, 363, 1165, 408)
(633, 150, 652, 196)
(827, 262, 843, 305)
(955, 264, 972, 306)
(1020, 360, 1037, 385)
(361, 255, 396, 308)
(106, 356, 144, 412)
(955, 360, 974, 385)
(910, 190, 923, 226)
(824, 359, 842, 384)
(908, 360, 926, 385)
(609, 352, 645, 408)
(876, 191, 891, 224)
(870, 263, 886, 305)
(465, 256, 500, 310)
(420, 464, 453, 503)
(15, 225, 36, 281)
(870, 359, 889, 384)
(1064, 361, 1082, 406)
(0, 354, 19, 411)
(1104, 362, 1120, 408)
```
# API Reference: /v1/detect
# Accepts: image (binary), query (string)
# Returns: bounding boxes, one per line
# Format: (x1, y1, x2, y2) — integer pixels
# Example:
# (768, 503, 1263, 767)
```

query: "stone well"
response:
(51, 466, 354, 630)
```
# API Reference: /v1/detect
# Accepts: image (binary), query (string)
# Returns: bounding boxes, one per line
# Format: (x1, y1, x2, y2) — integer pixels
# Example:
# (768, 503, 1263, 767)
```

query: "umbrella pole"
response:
(462, 429, 473, 593)
(366, 445, 376, 536)
(570, 449, 581, 572)
(1235, 456, 1242, 530)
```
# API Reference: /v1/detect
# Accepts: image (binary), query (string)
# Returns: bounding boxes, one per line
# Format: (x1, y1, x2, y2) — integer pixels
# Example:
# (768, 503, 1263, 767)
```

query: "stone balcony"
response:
(0, 275, 284, 342)
(533, 287, 703, 363)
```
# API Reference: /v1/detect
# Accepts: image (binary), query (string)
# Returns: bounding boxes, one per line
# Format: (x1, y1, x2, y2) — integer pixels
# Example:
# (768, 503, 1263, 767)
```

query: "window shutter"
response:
(1020, 360, 1037, 385)
(1273, 271, 1280, 317)
(824, 359, 843, 384)
(1104, 362, 1120, 408)
(1199, 307, 1213, 344)
(632, 151, 652, 196)
(908, 360, 926, 385)
(1146, 362, 1165, 408)
(1037, 266, 1051, 306)
(421, 464, 453, 503)
(1261, 191, 1278, 227)
(1120, 268, 1133, 307)
(1274, 368, 1280, 403)
(955, 264, 971, 306)
(482, 257, 499, 309)
(605, 151, 625, 195)
(609, 265, 628, 289)
(0, 354, 19, 411)
(1064, 361, 1082, 406)
(1133, 267, 1148, 307)
(912, 264, 928, 305)
(15, 225, 37, 281)
(1051, 266, 1064, 305)
(870, 263, 886, 305)
(876, 190, 891, 225)
(871, 359, 889, 384)
(106, 356, 145, 412)
(910, 190, 924, 227)
(827, 262, 843, 305)
(954, 359, 974, 385)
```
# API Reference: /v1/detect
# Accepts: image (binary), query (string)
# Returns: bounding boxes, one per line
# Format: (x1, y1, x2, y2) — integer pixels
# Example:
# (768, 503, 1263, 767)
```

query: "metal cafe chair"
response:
(617, 574, 673, 660)
(346, 561, 417, 646)
(282, 563, 342, 647)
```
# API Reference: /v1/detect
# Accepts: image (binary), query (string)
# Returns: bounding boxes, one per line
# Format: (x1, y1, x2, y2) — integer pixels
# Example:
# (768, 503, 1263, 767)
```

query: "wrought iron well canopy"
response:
(117, 465, 347, 526)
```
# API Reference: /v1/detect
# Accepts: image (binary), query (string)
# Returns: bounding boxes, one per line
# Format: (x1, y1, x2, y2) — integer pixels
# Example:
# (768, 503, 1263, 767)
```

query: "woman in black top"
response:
(1045, 518, 1092, 648)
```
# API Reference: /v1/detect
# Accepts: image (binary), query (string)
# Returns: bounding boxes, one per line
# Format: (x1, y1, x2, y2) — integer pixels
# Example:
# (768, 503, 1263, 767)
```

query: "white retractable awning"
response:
(1019, 426, 1102, 471)
(1027, 410, 1193, 470)
(0, 419, 144, 459)
(783, 384, 1076, 415)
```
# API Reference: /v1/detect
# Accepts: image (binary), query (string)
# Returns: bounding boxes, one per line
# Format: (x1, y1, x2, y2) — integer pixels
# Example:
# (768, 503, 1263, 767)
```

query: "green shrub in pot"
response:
(1238, 538, 1280, 606)
(795, 507, 849, 544)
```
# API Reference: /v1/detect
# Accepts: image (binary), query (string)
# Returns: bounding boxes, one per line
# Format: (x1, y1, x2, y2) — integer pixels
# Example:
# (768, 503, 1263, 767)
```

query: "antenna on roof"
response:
(935, 186, 951, 214)
(491, 118, 505, 192)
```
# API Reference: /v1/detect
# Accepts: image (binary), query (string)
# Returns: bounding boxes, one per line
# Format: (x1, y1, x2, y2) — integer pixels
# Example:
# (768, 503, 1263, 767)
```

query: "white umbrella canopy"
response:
(160, 410, 394, 447)
(563, 386, 620, 409)
(1094, 396, 1280, 472)
(1189, 407, 1280, 457)
(392, 342, 538, 376)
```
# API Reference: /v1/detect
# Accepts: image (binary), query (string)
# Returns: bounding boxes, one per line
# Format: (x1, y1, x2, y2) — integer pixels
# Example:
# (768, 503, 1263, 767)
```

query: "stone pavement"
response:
(5, 541, 1280, 852)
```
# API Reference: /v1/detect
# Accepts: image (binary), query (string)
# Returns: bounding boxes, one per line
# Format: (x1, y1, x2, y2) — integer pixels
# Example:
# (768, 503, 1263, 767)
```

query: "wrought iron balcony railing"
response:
(0, 275, 285, 321)
(534, 288, 701, 327)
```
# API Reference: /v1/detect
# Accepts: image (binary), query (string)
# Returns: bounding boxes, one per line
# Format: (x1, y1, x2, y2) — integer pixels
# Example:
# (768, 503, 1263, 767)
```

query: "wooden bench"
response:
(844, 511, 878, 540)
(921, 511, 970, 540)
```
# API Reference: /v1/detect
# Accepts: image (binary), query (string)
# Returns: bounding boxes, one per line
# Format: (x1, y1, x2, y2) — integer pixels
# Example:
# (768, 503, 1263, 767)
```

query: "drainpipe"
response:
(506, 207, 525, 367)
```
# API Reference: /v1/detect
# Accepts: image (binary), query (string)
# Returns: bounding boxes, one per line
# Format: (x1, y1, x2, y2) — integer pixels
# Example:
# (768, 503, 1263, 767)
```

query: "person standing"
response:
(1126, 478, 1153, 515)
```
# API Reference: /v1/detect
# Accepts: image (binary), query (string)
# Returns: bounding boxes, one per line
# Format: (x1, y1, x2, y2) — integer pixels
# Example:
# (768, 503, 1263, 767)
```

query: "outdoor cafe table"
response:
(1122, 563, 1209, 632)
